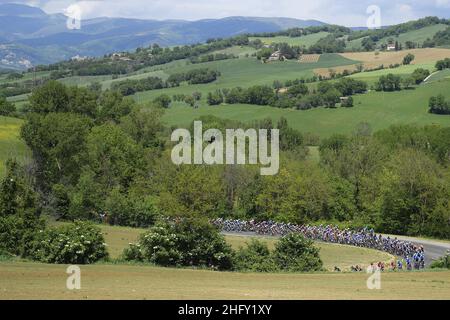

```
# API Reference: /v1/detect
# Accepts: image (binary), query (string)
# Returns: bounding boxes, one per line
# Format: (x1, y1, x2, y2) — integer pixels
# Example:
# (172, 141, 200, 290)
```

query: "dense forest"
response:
(1, 81, 449, 241)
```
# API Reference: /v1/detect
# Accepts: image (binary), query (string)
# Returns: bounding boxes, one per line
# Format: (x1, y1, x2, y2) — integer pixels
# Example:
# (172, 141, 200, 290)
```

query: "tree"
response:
(152, 94, 171, 108)
(273, 80, 283, 92)
(403, 53, 415, 65)
(273, 233, 323, 272)
(0, 96, 15, 116)
(85, 123, 145, 190)
(375, 74, 401, 91)
(0, 160, 39, 217)
(341, 96, 354, 107)
(207, 90, 224, 105)
(287, 84, 309, 97)
(378, 149, 449, 237)
(29, 80, 70, 114)
(322, 88, 341, 108)
(98, 90, 134, 122)
(184, 95, 195, 107)
(411, 68, 430, 84)
(21, 112, 94, 188)
(401, 77, 414, 89)
(429, 95, 450, 115)
(123, 218, 234, 270)
(119, 106, 165, 149)
(192, 91, 202, 101)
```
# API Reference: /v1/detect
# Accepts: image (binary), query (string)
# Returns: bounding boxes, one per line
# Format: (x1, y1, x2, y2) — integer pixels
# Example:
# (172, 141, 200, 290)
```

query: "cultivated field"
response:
(314, 48, 450, 77)
(249, 32, 330, 47)
(299, 54, 321, 63)
(340, 48, 450, 69)
(132, 54, 357, 104)
(1, 261, 449, 300)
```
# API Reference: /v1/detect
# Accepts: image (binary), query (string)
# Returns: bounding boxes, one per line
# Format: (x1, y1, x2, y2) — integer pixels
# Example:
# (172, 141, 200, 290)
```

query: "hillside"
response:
(0, 3, 325, 69)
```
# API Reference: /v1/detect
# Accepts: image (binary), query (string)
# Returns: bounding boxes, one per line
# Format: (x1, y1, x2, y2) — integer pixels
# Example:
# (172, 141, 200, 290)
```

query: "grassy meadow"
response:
(132, 53, 358, 104)
(1, 261, 449, 300)
(161, 77, 450, 138)
(0, 116, 29, 178)
(1, 222, 449, 300)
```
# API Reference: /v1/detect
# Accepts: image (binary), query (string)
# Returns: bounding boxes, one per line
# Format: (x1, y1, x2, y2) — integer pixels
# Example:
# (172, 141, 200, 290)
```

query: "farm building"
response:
(267, 51, 287, 62)
(387, 44, 396, 51)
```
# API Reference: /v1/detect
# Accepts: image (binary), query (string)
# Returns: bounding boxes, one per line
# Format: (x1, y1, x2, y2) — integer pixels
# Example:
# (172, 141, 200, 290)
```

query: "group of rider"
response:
(212, 219, 427, 271)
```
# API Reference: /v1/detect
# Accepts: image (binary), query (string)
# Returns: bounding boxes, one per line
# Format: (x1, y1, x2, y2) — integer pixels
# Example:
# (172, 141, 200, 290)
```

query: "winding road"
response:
(223, 232, 450, 267)
(385, 235, 450, 266)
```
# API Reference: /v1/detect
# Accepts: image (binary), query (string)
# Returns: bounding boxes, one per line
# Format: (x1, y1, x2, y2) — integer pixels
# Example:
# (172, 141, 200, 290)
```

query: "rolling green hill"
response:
(347, 24, 450, 51)
(161, 78, 450, 138)
(377, 24, 449, 47)
(249, 32, 330, 47)
(132, 53, 358, 103)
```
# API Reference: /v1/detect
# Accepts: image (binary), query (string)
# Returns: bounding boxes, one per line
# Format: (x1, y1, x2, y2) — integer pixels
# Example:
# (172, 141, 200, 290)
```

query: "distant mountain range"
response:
(0, 3, 325, 69)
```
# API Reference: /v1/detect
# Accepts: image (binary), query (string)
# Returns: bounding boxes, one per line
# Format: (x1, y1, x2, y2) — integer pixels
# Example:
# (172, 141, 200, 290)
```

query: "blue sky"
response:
(16, 0, 450, 26)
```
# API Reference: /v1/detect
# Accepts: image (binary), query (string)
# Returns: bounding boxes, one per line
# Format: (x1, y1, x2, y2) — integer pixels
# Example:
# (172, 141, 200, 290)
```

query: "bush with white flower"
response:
(122, 218, 234, 270)
(30, 221, 108, 264)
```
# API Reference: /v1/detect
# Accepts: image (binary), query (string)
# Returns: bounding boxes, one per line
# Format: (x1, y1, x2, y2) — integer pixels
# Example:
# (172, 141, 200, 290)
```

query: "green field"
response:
(1, 261, 449, 300)
(132, 54, 358, 103)
(250, 32, 330, 47)
(0, 116, 29, 178)
(424, 69, 450, 83)
(161, 78, 450, 138)
(377, 24, 449, 47)
(6, 223, 449, 300)
(1, 221, 448, 300)
(347, 24, 449, 51)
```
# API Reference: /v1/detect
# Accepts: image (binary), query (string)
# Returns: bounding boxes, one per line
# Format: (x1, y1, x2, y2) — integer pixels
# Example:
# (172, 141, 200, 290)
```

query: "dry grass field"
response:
(314, 48, 450, 77)
(1, 261, 449, 300)
(340, 48, 450, 68)
(299, 54, 321, 63)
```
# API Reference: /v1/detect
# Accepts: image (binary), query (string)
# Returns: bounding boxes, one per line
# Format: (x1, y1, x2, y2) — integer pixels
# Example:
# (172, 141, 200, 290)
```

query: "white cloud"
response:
(436, 0, 450, 8)
(8, 0, 450, 26)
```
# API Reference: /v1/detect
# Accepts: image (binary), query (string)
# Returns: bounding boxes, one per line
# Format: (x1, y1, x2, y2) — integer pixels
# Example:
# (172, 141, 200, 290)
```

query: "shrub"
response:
(233, 239, 278, 272)
(341, 96, 354, 108)
(0, 96, 15, 116)
(430, 252, 450, 269)
(411, 68, 430, 85)
(0, 213, 45, 257)
(123, 219, 234, 270)
(30, 221, 108, 264)
(104, 188, 158, 228)
(403, 53, 415, 65)
(429, 94, 450, 115)
(153, 94, 171, 108)
(273, 233, 323, 272)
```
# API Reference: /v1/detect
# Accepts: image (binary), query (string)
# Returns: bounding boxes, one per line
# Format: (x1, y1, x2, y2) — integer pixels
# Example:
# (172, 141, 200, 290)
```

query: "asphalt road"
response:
(223, 232, 450, 266)
(387, 235, 450, 266)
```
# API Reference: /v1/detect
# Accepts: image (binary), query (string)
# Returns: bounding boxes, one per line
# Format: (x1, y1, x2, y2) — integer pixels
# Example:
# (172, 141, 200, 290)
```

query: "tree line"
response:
(206, 77, 368, 109)
(111, 68, 220, 96)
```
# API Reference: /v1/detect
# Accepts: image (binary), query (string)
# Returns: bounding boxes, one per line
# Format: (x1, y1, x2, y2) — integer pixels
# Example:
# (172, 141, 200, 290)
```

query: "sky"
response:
(10, 0, 450, 26)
